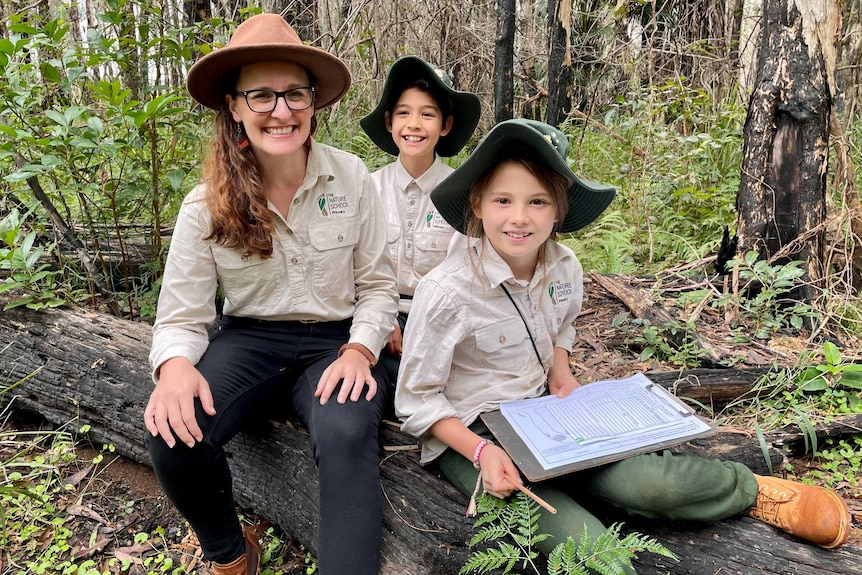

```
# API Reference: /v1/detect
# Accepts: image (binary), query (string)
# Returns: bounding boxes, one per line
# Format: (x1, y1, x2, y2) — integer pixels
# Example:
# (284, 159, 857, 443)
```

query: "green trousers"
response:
(438, 422, 760, 575)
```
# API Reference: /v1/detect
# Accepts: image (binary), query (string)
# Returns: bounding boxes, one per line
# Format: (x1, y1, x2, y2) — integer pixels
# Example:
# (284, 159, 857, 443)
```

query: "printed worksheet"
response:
(499, 373, 714, 470)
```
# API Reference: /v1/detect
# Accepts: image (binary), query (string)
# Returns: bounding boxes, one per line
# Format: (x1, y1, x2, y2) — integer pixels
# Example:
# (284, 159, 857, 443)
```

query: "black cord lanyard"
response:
(499, 283, 545, 370)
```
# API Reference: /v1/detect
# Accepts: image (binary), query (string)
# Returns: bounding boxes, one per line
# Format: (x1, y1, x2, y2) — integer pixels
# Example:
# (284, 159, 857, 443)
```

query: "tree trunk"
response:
(1, 298, 860, 575)
(736, 0, 836, 304)
(546, 0, 571, 126)
(493, 0, 515, 123)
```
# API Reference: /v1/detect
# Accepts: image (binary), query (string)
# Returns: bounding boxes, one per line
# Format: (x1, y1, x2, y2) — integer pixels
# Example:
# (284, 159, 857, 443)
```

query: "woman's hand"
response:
(316, 348, 377, 405)
(478, 444, 523, 498)
(144, 357, 216, 448)
(385, 322, 403, 356)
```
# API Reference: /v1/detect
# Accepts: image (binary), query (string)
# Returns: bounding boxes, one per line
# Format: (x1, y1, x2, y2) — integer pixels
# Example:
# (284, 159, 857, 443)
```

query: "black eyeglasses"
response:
(234, 87, 316, 113)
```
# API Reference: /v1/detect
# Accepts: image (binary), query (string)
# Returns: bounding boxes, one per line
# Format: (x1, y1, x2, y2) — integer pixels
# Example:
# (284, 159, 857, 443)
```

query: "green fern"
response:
(461, 494, 677, 575)
(547, 523, 677, 575)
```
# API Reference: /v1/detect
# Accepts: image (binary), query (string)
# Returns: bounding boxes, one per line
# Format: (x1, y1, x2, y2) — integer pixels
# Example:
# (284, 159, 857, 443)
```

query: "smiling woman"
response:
(142, 12, 398, 575)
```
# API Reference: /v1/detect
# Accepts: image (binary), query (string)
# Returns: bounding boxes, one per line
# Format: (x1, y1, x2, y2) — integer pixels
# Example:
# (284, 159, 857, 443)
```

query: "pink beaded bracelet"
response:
(472, 439, 493, 469)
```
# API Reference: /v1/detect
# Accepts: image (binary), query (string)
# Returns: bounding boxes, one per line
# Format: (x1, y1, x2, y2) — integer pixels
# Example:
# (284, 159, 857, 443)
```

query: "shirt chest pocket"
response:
(413, 232, 451, 275)
(386, 224, 401, 262)
(309, 217, 360, 296)
(474, 317, 529, 370)
(212, 245, 283, 309)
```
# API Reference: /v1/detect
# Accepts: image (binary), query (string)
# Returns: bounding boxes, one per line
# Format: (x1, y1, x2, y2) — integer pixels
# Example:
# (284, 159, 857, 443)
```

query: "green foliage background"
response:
(0, 5, 770, 317)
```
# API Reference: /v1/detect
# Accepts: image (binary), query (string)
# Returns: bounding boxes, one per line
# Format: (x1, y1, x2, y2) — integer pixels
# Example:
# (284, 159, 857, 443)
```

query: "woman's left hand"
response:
(315, 349, 377, 405)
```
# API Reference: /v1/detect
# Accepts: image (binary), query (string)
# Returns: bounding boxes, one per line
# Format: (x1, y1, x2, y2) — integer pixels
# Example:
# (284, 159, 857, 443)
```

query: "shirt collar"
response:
(304, 139, 335, 187)
(475, 236, 571, 290)
(393, 155, 446, 194)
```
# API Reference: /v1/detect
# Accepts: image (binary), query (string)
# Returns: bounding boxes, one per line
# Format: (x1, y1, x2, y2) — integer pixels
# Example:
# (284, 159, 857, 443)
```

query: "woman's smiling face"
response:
(227, 61, 314, 160)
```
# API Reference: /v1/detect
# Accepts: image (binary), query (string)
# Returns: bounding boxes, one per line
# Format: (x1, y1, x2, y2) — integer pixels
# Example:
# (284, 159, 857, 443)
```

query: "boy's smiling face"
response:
(385, 87, 453, 167)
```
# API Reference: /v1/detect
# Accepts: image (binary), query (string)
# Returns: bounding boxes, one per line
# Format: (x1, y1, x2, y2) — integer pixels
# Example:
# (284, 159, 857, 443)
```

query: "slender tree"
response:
(493, 0, 515, 122)
(546, 0, 571, 126)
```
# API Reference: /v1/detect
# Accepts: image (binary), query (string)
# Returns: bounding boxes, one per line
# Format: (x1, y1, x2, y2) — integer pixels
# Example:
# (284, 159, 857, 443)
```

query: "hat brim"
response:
(187, 44, 351, 110)
(360, 56, 481, 157)
(430, 122, 616, 235)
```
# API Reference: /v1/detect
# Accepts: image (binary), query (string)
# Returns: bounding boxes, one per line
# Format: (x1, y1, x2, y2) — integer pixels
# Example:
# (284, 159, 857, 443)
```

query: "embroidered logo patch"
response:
(424, 210, 451, 232)
(552, 279, 573, 307)
(317, 192, 350, 216)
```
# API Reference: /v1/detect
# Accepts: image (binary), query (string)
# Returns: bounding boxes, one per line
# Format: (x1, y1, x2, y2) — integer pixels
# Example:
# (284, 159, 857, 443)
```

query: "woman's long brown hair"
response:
(201, 106, 276, 258)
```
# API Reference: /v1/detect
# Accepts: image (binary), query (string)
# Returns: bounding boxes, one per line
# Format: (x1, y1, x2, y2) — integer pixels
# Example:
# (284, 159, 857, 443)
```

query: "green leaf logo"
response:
(318, 194, 329, 216)
(426, 212, 434, 226)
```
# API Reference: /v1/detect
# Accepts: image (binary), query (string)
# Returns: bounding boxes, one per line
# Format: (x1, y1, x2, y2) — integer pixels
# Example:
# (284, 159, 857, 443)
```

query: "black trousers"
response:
(146, 317, 389, 574)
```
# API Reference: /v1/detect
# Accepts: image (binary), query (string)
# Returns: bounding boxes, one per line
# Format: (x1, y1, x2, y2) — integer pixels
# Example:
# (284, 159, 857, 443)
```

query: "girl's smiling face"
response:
(472, 160, 558, 280)
(227, 61, 314, 160)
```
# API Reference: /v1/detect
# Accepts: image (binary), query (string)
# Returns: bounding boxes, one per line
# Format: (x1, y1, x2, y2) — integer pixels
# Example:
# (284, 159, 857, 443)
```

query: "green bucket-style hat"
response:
(430, 119, 616, 235)
(360, 56, 481, 157)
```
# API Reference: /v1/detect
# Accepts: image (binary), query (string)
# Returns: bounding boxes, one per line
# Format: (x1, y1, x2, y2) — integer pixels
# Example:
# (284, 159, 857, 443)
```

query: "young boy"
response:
(360, 56, 481, 374)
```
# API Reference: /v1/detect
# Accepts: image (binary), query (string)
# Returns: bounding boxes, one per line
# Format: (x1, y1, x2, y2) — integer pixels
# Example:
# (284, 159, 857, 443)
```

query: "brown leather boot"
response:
(211, 525, 262, 575)
(749, 474, 851, 549)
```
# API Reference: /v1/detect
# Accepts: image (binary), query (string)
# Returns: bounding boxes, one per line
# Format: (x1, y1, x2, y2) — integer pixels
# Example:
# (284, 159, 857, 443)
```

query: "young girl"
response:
(395, 119, 850, 572)
(143, 14, 397, 575)
(360, 56, 480, 373)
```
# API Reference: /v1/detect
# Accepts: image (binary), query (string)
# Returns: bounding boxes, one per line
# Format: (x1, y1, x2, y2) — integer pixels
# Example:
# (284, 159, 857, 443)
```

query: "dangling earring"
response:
(236, 122, 250, 152)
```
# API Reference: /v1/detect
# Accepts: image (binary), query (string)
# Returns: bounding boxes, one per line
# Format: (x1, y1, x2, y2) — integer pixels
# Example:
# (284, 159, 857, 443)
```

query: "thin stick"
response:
(504, 473, 557, 514)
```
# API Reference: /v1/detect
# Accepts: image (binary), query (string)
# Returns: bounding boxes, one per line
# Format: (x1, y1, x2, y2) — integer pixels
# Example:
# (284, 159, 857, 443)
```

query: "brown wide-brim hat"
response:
(360, 56, 481, 157)
(431, 119, 616, 235)
(187, 13, 351, 110)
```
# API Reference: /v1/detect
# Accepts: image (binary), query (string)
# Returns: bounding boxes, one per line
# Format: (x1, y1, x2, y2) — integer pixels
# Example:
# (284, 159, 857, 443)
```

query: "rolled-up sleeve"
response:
(148, 188, 218, 383)
(349, 168, 398, 357)
(395, 277, 465, 442)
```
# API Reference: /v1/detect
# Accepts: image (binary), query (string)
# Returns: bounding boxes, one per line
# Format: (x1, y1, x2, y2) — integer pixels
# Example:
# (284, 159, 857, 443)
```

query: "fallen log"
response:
(1, 298, 859, 575)
(589, 272, 725, 366)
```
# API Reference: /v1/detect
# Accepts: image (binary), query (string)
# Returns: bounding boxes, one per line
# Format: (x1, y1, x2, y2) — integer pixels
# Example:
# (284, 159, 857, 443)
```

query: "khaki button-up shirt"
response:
(395, 237, 583, 463)
(370, 156, 461, 314)
(149, 141, 398, 381)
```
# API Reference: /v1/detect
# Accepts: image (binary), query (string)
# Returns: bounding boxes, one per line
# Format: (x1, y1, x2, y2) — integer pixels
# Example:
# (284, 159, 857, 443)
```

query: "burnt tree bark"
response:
(736, 0, 837, 304)
(1, 298, 860, 574)
(493, 0, 515, 123)
(546, 0, 571, 126)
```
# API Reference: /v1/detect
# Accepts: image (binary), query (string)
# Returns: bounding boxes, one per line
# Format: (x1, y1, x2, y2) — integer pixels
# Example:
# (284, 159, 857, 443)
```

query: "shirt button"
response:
(432, 241, 438, 248)
(291, 258, 299, 264)
(499, 335, 506, 344)
(293, 198, 300, 205)
(409, 199, 415, 205)
(408, 222, 413, 228)
(337, 233, 344, 242)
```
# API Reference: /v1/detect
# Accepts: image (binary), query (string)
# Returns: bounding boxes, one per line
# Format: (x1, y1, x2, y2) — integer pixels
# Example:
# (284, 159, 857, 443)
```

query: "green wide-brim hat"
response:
(360, 56, 481, 157)
(187, 13, 351, 110)
(430, 119, 617, 235)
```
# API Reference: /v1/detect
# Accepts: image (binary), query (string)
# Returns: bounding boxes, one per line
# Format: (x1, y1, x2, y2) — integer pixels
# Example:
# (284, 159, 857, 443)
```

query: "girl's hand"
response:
(144, 357, 216, 448)
(549, 372, 581, 398)
(385, 322, 403, 356)
(316, 349, 378, 405)
(478, 444, 523, 498)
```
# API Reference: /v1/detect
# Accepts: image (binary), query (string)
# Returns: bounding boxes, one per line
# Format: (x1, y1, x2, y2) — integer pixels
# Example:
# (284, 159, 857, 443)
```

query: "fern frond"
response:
(553, 524, 678, 575)
(459, 542, 522, 574)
